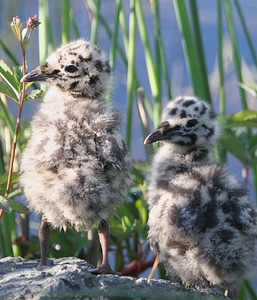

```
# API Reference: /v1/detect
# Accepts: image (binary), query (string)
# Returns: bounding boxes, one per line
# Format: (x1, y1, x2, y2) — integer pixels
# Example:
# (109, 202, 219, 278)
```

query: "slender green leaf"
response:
(151, 1, 172, 100)
(70, 8, 80, 38)
(249, 135, 257, 157)
(151, 0, 162, 103)
(24, 89, 44, 101)
(239, 82, 257, 97)
(0, 195, 12, 213)
(0, 82, 19, 102)
(224, 0, 247, 109)
(135, 199, 148, 227)
(135, 0, 158, 97)
(6, 187, 23, 200)
(0, 60, 19, 99)
(136, 88, 153, 159)
(219, 110, 257, 128)
(0, 172, 19, 186)
(0, 212, 15, 256)
(243, 280, 257, 300)
(7, 198, 29, 214)
(0, 141, 5, 175)
(87, 0, 101, 44)
(173, 0, 203, 98)
(109, 0, 122, 69)
(62, 0, 71, 44)
(136, 0, 161, 127)
(13, 66, 23, 93)
(0, 61, 13, 86)
(119, 1, 129, 53)
(217, 0, 226, 114)
(0, 96, 15, 139)
(125, 0, 136, 150)
(94, 6, 127, 67)
(215, 0, 227, 163)
(107, 0, 122, 102)
(0, 39, 19, 66)
(38, 0, 54, 63)
(234, 0, 257, 69)
(189, 0, 211, 103)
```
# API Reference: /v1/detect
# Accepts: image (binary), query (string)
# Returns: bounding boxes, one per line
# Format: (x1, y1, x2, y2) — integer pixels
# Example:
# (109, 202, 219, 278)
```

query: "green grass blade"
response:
(70, 9, 80, 39)
(136, 88, 153, 160)
(106, 0, 122, 103)
(118, 2, 153, 118)
(62, 0, 71, 44)
(0, 97, 15, 139)
(0, 60, 19, 97)
(135, 1, 158, 97)
(0, 39, 19, 66)
(223, 0, 247, 109)
(0, 141, 5, 175)
(151, 1, 162, 101)
(217, 0, 226, 114)
(173, 0, 202, 98)
(216, 0, 227, 163)
(38, 0, 54, 63)
(135, 1, 161, 127)
(119, 1, 129, 52)
(125, 0, 136, 149)
(151, 1, 163, 126)
(0, 212, 16, 256)
(87, 0, 101, 44)
(109, 0, 122, 69)
(189, 0, 211, 103)
(234, 0, 257, 69)
(118, 1, 154, 156)
(151, 2, 172, 100)
(252, 166, 257, 204)
(0, 82, 19, 103)
(243, 280, 257, 300)
(87, 7, 127, 67)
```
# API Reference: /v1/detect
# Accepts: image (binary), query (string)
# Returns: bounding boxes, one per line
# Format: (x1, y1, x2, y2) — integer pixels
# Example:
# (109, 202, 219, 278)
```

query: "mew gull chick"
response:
(144, 96, 257, 298)
(20, 39, 132, 274)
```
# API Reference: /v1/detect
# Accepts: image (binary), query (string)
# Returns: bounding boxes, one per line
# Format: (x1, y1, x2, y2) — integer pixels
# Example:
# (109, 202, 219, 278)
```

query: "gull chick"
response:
(144, 96, 257, 298)
(20, 39, 132, 273)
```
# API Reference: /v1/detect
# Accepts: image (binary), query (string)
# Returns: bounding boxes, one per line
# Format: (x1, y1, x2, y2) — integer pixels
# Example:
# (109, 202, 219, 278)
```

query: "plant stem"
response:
(5, 47, 26, 199)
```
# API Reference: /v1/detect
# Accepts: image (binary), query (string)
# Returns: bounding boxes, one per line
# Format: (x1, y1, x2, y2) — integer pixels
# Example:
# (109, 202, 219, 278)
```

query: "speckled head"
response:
(145, 96, 219, 148)
(21, 39, 112, 99)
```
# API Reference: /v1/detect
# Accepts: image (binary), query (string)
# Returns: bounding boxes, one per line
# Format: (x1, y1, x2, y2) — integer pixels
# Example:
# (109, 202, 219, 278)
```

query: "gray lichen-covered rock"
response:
(0, 257, 226, 300)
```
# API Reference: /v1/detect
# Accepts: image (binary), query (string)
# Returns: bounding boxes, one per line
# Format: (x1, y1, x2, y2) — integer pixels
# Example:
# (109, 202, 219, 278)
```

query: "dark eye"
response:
(64, 65, 78, 73)
(186, 119, 198, 128)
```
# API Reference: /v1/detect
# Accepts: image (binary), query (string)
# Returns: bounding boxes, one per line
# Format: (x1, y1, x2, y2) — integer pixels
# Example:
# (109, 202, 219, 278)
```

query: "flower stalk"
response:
(0, 15, 40, 219)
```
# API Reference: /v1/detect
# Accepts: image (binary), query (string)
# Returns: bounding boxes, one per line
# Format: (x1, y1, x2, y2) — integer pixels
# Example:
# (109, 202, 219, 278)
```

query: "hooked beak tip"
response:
(20, 69, 47, 83)
(144, 129, 162, 145)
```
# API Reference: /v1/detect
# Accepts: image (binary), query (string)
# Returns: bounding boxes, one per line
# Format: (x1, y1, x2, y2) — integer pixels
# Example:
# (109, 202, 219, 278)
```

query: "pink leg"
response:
(38, 218, 51, 266)
(89, 219, 121, 275)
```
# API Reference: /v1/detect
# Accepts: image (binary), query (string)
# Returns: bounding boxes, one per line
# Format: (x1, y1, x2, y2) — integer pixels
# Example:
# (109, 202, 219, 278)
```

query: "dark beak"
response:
(144, 128, 166, 144)
(144, 121, 181, 144)
(21, 69, 49, 83)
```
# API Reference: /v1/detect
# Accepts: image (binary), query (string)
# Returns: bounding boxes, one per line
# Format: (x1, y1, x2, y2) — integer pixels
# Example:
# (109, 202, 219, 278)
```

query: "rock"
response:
(0, 257, 226, 300)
